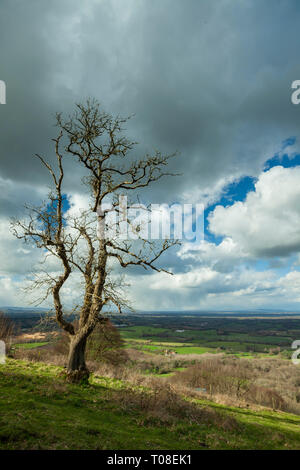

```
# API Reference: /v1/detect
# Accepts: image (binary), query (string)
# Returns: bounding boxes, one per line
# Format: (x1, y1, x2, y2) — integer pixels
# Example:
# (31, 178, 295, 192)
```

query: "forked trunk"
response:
(66, 335, 89, 383)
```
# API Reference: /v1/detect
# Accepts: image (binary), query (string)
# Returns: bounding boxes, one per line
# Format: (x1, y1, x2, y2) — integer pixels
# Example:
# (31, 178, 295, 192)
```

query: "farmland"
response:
(117, 313, 300, 359)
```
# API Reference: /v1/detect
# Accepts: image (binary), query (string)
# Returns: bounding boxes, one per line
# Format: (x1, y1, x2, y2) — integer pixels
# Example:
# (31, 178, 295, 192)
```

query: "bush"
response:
(170, 358, 252, 398)
(0, 312, 15, 353)
(87, 320, 128, 365)
(114, 381, 240, 429)
(169, 357, 289, 412)
(247, 385, 286, 410)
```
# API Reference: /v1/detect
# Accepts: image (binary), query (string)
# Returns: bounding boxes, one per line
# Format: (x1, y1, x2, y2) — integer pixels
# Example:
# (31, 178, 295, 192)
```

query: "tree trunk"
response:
(66, 335, 89, 383)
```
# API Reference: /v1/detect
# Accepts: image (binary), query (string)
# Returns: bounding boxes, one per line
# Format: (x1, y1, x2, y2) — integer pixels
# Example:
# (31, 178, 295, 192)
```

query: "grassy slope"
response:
(0, 359, 300, 450)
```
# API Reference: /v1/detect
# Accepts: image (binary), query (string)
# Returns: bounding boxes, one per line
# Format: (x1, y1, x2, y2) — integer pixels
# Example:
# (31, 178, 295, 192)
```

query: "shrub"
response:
(52, 319, 128, 366)
(114, 381, 240, 429)
(247, 385, 286, 410)
(170, 358, 253, 398)
(0, 312, 15, 353)
(87, 320, 128, 365)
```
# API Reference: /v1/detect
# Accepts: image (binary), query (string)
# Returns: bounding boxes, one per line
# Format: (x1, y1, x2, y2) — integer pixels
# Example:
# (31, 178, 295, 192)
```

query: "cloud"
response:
(209, 166, 300, 258)
(178, 237, 246, 273)
(2, 0, 300, 309)
(125, 266, 280, 311)
(1, 0, 300, 203)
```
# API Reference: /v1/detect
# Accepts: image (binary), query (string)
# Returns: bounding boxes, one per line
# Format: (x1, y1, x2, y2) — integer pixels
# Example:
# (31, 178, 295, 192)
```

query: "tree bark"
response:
(66, 335, 89, 383)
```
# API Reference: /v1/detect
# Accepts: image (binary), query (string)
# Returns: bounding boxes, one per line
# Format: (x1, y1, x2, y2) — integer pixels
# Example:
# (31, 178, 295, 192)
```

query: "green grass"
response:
(174, 346, 216, 355)
(121, 326, 169, 340)
(0, 359, 300, 449)
(13, 342, 49, 350)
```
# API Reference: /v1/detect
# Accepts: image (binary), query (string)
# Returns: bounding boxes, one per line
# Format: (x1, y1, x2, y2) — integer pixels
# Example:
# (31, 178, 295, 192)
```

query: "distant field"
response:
(13, 342, 49, 350)
(173, 346, 216, 354)
(120, 320, 295, 358)
(10, 314, 296, 360)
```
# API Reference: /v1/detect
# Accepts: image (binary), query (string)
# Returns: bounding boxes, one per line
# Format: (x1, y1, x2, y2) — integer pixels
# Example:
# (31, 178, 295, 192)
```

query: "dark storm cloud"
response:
(1, 0, 300, 207)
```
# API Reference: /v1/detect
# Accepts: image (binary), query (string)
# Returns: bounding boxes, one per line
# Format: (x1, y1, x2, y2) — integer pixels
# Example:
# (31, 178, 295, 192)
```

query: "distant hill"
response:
(2, 306, 300, 319)
(0, 307, 50, 318)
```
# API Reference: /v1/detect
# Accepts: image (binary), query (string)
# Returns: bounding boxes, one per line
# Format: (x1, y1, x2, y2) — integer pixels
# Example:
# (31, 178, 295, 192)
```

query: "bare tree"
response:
(11, 99, 179, 382)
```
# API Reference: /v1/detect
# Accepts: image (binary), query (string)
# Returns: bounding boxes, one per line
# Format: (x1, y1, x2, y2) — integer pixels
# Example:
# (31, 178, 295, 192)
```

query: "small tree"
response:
(87, 319, 128, 365)
(12, 99, 178, 382)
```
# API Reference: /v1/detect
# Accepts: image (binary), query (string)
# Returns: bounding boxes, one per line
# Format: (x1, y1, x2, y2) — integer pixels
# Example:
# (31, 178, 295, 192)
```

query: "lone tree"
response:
(12, 100, 178, 382)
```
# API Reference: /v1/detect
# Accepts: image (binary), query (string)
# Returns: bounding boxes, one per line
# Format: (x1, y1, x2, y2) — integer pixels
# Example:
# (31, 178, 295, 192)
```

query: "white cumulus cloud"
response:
(209, 166, 300, 258)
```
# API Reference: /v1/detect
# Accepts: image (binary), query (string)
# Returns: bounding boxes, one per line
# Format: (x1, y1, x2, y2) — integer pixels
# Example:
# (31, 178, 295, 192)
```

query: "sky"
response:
(1, 0, 300, 311)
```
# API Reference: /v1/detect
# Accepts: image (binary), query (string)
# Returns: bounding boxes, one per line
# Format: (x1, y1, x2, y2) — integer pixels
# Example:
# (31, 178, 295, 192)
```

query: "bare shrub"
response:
(113, 381, 239, 430)
(0, 312, 14, 340)
(0, 312, 15, 353)
(170, 358, 253, 398)
(247, 385, 286, 410)
(168, 356, 293, 413)
(13, 346, 66, 367)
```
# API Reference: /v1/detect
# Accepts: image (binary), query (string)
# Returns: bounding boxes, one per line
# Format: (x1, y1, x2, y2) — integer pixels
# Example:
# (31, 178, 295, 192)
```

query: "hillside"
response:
(0, 359, 300, 450)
